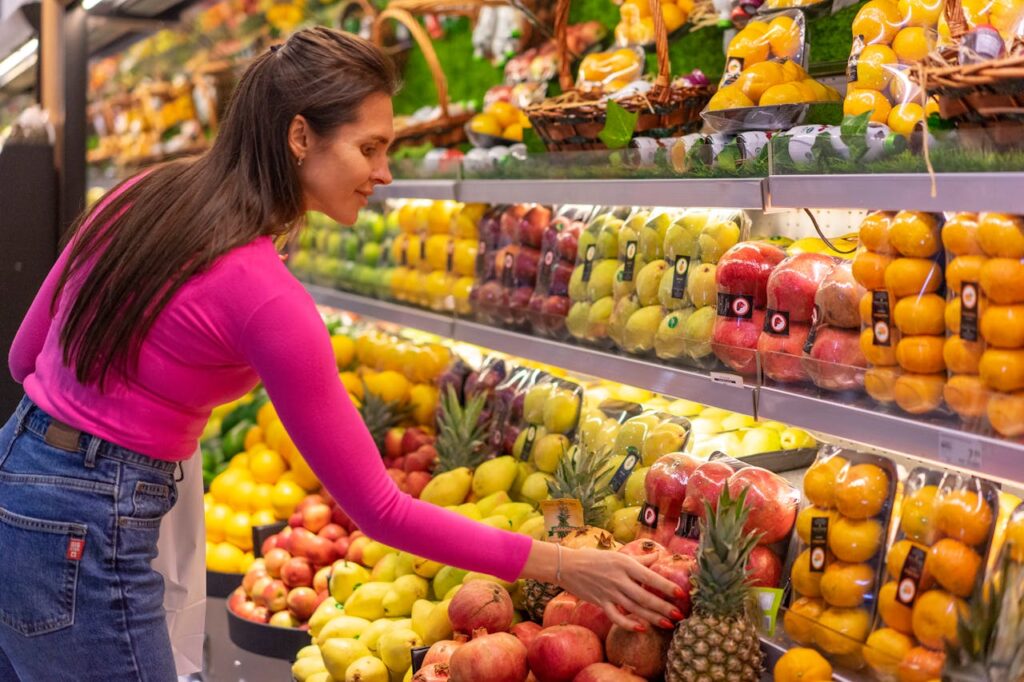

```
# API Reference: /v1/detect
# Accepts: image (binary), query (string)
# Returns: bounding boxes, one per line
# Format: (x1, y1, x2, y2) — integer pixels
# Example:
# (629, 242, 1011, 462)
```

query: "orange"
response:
(911, 589, 966, 649)
(861, 290, 897, 326)
(852, 0, 903, 44)
(980, 349, 1024, 392)
(851, 45, 899, 91)
(830, 516, 883, 563)
(760, 82, 809, 105)
(878, 581, 915, 634)
(485, 101, 520, 128)
(980, 258, 1024, 304)
(887, 539, 934, 585)
(890, 211, 940, 258)
(707, 85, 756, 111)
(941, 213, 983, 256)
(893, 294, 946, 335)
(766, 15, 802, 59)
(821, 561, 876, 607)
(866, 366, 901, 402)
(728, 25, 771, 65)
(864, 628, 915, 677)
(946, 255, 986, 295)
(263, 419, 287, 453)
(249, 483, 274, 512)
(244, 425, 264, 451)
(797, 506, 837, 544)
(901, 485, 940, 543)
(205, 502, 233, 543)
(862, 327, 900, 366)
(893, 26, 932, 62)
(977, 213, 1024, 258)
(928, 538, 981, 597)
(885, 258, 944, 298)
(288, 454, 321, 492)
(207, 541, 245, 573)
(943, 338, 984, 375)
(224, 511, 253, 551)
(853, 251, 896, 290)
(946, 298, 962, 334)
(988, 391, 1024, 438)
(774, 647, 833, 682)
(898, 0, 944, 25)
(859, 211, 895, 254)
(896, 336, 946, 374)
(363, 370, 411, 403)
(227, 479, 257, 512)
(734, 61, 787, 102)
(784, 597, 826, 645)
(898, 646, 946, 682)
(803, 455, 849, 508)
(330, 334, 356, 368)
(249, 449, 288, 485)
(814, 607, 871, 655)
(835, 463, 890, 519)
(944, 374, 990, 419)
(256, 401, 279, 432)
(937, 489, 994, 547)
(893, 372, 946, 414)
(270, 479, 306, 520)
(889, 103, 927, 138)
(845, 89, 893, 125)
(981, 305, 1024, 348)
(791, 549, 825, 598)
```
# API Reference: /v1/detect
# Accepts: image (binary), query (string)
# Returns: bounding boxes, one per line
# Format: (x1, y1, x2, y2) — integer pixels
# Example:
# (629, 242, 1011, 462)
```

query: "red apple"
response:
(261, 535, 277, 557)
(233, 600, 259, 621)
(543, 592, 578, 627)
(404, 445, 437, 473)
(747, 546, 783, 588)
(716, 242, 787, 308)
(306, 535, 337, 568)
(286, 586, 319, 621)
(274, 526, 293, 550)
(269, 610, 299, 628)
(804, 326, 867, 392)
(227, 587, 248, 614)
(541, 295, 570, 320)
(384, 427, 406, 460)
(280, 557, 313, 589)
(500, 204, 530, 241)
(331, 505, 353, 531)
(346, 536, 369, 564)
(518, 205, 551, 248)
(387, 468, 408, 488)
(526, 294, 548, 333)
(243, 566, 268, 596)
(313, 566, 331, 594)
(513, 249, 541, 284)
(250, 575, 275, 605)
(264, 548, 291, 579)
(683, 461, 735, 518)
(726, 468, 799, 545)
(296, 494, 325, 514)
(712, 310, 766, 376)
(402, 427, 432, 455)
(548, 263, 574, 298)
(288, 511, 303, 528)
(758, 323, 812, 383)
(288, 528, 317, 559)
(405, 471, 432, 499)
(349, 530, 364, 541)
(767, 253, 838, 322)
(261, 579, 288, 612)
(302, 503, 332, 534)
(318, 523, 346, 542)
(556, 228, 579, 264)
(333, 536, 351, 558)
(649, 554, 695, 617)
(248, 605, 270, 624)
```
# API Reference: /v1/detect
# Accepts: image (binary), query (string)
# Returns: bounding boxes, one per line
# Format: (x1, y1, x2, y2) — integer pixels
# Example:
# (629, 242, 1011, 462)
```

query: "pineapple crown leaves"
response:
(692, 485, 763, 618)
(434, 384, 489, 474)
(357, 383, 413, 455)
(547, 443, 614, 528)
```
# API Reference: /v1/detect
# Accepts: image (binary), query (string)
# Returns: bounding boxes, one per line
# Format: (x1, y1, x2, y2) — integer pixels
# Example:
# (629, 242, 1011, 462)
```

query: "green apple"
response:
(739, 427, 782, 456)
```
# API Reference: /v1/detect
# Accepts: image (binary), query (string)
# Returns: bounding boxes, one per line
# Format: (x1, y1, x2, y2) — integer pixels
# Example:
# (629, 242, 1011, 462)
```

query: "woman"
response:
(1, 27, 680, 680)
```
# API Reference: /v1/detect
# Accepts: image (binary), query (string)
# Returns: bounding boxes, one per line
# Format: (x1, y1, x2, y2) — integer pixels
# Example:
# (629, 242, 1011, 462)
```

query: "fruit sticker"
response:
(519, 425, 539, 462)
(764, 309, 791, 336)
(622, 241, 639, 282)
(960, 282, 979, 341)
(896, 545, 927, 606)
(872, 291, 893, 346)
(718, 292, 755, 319)
(810, 517, 830, 573)
(582, 244, 597, 281)
(638, 501, 659, 530)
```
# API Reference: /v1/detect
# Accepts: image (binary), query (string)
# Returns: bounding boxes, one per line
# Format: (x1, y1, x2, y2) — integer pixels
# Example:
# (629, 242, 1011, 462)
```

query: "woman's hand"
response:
(557, 547, 684, 632)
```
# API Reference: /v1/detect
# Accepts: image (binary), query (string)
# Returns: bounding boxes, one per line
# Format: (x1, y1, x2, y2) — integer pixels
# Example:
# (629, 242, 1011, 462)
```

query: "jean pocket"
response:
(131, 480, 176, 520)
(0, 507, 85, 637)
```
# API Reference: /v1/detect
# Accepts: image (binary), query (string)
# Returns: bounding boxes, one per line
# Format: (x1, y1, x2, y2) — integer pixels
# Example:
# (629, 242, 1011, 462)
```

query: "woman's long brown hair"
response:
(53, 27, 399, 389)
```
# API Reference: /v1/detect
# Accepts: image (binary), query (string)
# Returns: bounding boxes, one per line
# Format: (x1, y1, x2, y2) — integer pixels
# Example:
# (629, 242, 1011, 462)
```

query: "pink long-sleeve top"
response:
(8, 190, 532, 581)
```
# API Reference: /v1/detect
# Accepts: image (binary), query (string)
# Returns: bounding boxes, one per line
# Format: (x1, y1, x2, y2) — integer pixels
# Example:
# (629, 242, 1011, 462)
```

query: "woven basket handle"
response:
(554, 0, 671, 101)
(944, 0, 968, 41)
(373, 7, 450, 119)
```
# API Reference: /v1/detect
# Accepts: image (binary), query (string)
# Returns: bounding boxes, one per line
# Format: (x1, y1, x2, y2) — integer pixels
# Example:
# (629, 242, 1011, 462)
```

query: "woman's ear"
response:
(287, 114, 311, 163)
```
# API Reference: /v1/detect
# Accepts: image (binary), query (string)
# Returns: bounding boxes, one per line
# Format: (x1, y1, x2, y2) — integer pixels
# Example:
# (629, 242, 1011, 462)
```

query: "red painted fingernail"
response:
(670, 609, 684, 620)
(675, 587, 686, 598)
(616, 605, 629, 616)
(634, 623, 647, 633)
(660, 618, 675, 629)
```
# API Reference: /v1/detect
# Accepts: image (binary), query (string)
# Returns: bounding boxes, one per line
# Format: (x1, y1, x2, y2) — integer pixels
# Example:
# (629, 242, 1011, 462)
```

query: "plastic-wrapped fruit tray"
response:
(465, 125, 520, 149)
(740, 446, 819, 473)
(226, 606, 310, 660)
(206, 569, 244, 598)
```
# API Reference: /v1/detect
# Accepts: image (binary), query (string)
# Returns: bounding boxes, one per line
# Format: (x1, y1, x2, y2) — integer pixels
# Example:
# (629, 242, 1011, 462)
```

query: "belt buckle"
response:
(45, 421, 81, 452)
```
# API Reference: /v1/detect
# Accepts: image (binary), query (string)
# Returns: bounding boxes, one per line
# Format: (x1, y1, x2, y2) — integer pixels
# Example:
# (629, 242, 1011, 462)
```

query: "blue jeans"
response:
(0, 397, 179, 681)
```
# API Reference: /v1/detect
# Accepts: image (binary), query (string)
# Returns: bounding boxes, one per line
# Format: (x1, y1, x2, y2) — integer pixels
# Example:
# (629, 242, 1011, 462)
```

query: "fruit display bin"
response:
(226, 605, 311, 660)
(207, 569, 245, 599)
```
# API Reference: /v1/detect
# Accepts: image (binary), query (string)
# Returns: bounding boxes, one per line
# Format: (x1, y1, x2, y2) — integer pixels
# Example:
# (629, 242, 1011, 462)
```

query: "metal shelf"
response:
(767, 172, 1024, 213)
(306, 285, 455, 338)
(457, 178, 766, 209)
(372, 180, 458, 201)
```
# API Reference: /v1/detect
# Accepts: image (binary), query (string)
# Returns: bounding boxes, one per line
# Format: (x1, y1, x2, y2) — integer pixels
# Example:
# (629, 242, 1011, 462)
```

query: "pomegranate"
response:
(413, 663, 451, 681)
(617, 539, 668, 563)
(543, 592, 579, 627)
(510, 622, 543, 650)
(423, 635, 468, 667)
(449, 580, 515, 634)
(605, 625, 671, 679)
(649, 554, 695, 616)
(666, 534, 699, 558)
(449, 631, 528, 682)
(644, 453, 700, 545)
(573, 662, 646, 682)
(569, 600, 613, 642)
(527, 625, 604, 682)
(682, 461, 734, 517)
(559, 526, 620, 550)
(726, 467, 799, 545)
(746, 546, 783, 588)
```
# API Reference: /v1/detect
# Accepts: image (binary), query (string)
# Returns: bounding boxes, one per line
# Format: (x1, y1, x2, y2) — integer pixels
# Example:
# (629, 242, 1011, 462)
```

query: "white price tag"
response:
(710, 372, 744, 387)
(937, 434, 983, 470)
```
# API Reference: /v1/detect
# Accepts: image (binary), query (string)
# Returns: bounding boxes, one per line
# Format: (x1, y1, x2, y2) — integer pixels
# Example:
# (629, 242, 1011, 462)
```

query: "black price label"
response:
(675, 513, 700, 539)
(638, 502, 659, 529)
(419, 235, 427, 263)
(622, 241, 638, 282)
(722, 57, 744, 85)
(897, 545, 928, 606)
(476, 240, 487, 275)
(671, 256, 690, 300)
(763, 309, 791, 336)
(609, 447, 641, 492)
(445, 240, 455, 274)
(872, 291, 893, 347)
(960, 282, 979, 342)
(717, 292, 754, 320)
(381, 237, 393, 266)
(410, 646, 431, 674)
(400, 240, 409, 266)
(582, 244, 597, 282)
(809, 517, 830, 573)
(538, 249, 556, 291)
(501, 251, 515, 288)
(519, 425, 539, 462)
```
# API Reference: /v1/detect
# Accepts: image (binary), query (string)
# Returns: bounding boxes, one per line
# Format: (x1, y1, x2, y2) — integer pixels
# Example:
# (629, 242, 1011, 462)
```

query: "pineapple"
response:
(433, 385, 489, 473)
(666, 487, 764, 682)
(358, 386, 412, 454)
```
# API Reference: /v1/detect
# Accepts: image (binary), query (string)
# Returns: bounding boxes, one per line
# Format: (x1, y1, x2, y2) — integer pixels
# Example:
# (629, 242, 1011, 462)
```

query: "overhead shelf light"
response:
(82, 0, 105, 10)
(0, 38, 38, 84)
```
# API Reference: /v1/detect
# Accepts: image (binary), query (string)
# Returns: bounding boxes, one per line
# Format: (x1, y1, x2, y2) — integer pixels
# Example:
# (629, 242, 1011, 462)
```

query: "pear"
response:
(614, 414, 660, 455)
(523, 384, 553, 424)
(781, 427, 816, 449)
(379, 628, 423, 674)
(664, 219, 702, 261)
(492, 502, 536, 530)
(569, 265, 587, 301)
(411, 556, 444, 579)
(413, 598, 453, 645)
(420, 467, 472, 507)
(608, 295, 640, 347)
(576, 230, 597, 262)
(309, 597, 345, 639)
(443, 584, 462, 601)
(316, 614, 373, 646)
(613, 263, 636, 300)
(480, 514, 513, 530)
(297, 645, 324, 661)
(393, 552, 416, 577)
(382, 575, 430, 617)
(686, 263, 718, 308)
(658, 266, 689, 310)
(533, 433, 570, 473)
(654, 308, 695, 359)
(361, 541, 398, 568)
(342, 583, 392, 621)
(450, 502, 482, 520)
(471, 456, 518, 498)
(666, 398, 705, 417)
(586, 296, 615, 339)
(682, 305, 717, 359)
(511, 462, 535, 499)
(292, 657, 328, 682)
(410, 599, 433, 639)
(476, 491, 511, 516)
(622, 305, 667, 353)
(321, 638, 371, 681)
(640, 213, 672, 261)
(688, 417, 722, 436)
(642, 422, 689, 465)
(611, 506, 641, 542)
(344, 655, 389, 682)
(542, 389, 580, 434)
(371, 553, 399, 582)
(636, 260, 669, 307)
(329, 562, 371, 604)
(517, 515, 548, 540)
(586, 260, 619, 301)
(698, 220, 741, 263)
(566, 302, 591, 338)
(721, 413, 757, 431)
(740, 427, 782, 456)
(577, 412, 605, 449)
(596, 219, 621, 258)
(463, 571, 517, 592)
(359, 618, 395, 653)
(432, 566, 468, 601)
(593, 418, 622, 453)
(513, 426, 546, 461)
(520, 471, 555, 504)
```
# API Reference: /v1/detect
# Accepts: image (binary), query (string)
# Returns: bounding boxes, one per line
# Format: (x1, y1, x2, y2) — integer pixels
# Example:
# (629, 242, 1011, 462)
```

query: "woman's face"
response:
(297, 92, 394, 225)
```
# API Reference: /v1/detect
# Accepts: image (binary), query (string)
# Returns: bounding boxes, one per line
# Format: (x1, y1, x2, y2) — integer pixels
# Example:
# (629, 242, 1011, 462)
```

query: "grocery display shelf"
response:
(767, 172, 1024, 213)
(456, 178, 767, 209)
(307, 285, 455, 338)
(373, 179, 458, 201)
(760, 638, 869, 682)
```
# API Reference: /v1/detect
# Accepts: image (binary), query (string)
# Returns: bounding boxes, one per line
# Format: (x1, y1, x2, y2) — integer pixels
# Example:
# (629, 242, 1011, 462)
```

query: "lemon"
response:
(264, 419, 287, 452)
(210, 468, 246, 503)
(205, 503, 233, 542)
(249, 449, 288, 485)
(660, 2, 687, 30)
(363, 370, 411, 404)
(728, 26, 770, 65)
(502, 124, 524, 142)
(250, 483, 275, 511)
(888, 102, 925, 136)
(781, 60, 807, 82)
(469, 114, 502, 137)
(256, 402, 278, 432)
(485, 101, 520, 128)
(707, 85, 755, 111)
(851, 44, 898, 91)
(289, 454, 322, 492)
(339, 371, 364, 399)
(844, 88, 893, 123)
(251, 509, 278, 527)
(852, 0, 903, 44)
(224, 511, 253, 551)
(734, 61, 787, 102)
(243, 425, 264, 451)
(271, 480, 306, 520)
(759, 82, 808, 105)
(229, 453, 250, 470)
(207, 541, 245, 573)
(228, 479, 257, 511)
(239, 552, 256, 573)
(330, 335, 355, 369)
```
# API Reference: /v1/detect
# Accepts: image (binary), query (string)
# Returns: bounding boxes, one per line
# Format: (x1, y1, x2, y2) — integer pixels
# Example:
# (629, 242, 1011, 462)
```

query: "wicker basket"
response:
(525, 0, 712, 151)
(923, 0, 1024, 150)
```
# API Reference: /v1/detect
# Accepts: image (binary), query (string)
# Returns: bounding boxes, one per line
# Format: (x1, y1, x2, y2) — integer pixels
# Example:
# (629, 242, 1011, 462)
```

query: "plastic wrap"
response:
(615, 0, 695, 45)
(567, 208, 632, 347)
(862, 468, 999, 681)
(782, 447, 897, 671)
(803, 260, 870, 392)
(577, 46, 647, 95)
(712, 240, 788, 375)
(472, 204, 529, 326)
(721, 11, 808, 83)
(527, 206, 593, 339)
